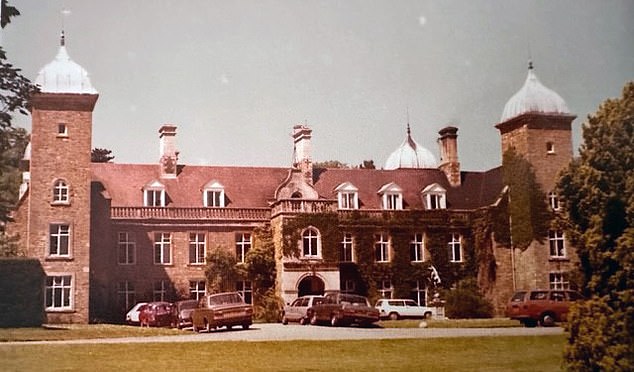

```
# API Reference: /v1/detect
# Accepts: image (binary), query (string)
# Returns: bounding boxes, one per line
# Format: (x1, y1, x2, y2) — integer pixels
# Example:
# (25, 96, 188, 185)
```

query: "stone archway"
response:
(297, 275, 325, 297)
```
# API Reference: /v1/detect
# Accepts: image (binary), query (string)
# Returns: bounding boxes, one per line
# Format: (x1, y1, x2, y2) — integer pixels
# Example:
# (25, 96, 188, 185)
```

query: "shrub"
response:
(252, 287, 283, 323)
(444, 278, 493, 319)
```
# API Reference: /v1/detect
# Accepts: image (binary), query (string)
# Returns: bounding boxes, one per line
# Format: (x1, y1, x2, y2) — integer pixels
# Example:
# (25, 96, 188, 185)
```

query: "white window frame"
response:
(378, 182, 403, 210)
(378, 279, 393, 299)
(546, 141, 555, 154)
(410, 233, 425, 262)
(117, 280, 135, 312)
(236, 280, 252, 304)
(57, 123, 68, 137)
(203, 180, 225, 207)
(548, 191, 561, 211)
(49, 223, 71, 257)
(375, 233, 390, 263)
(189, 280, 206, 301)
(154, 232, 172, 265)
(118, 232, 136, 265)
(335, 182, 359, 210)
(52, 179, 70, 204)
(45, 274, 73, 311)
(422, 183, 447, 210)
(144, 180, 166, 207)
(235, 233, 252, 263)
(188, 233, 206, 265)
(411, 280, 428, 306)
(549, 230, 566, 258)
(301, 227, 321, 258)
(341, 279, 356, 293)
(549, 272, 569, 290)
(341, 233, 354, 262)
(448, 233, 462, 263)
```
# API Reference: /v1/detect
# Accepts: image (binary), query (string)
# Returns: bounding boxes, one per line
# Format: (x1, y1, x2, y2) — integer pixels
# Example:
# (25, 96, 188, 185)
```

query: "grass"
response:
(0, 335, 566, 371)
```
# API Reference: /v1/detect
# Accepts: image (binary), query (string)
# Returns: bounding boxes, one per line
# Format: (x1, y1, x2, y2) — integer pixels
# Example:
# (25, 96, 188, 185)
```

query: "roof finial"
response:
(528, 59, 534, 70)
(406, 107, 411, 136)
(60, 8, 71, 46)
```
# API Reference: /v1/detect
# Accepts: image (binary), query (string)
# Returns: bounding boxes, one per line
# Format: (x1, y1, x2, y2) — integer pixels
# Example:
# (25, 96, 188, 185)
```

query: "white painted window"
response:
(422, 183, 447, 210)
(378, 279, 393, 299)
(410, 280, 428, 306)
(203, 180, 225, 207)
(410, 233, 425, 262)
(57, 123, 68, 137)
(302, 228, 320, 258)
(341, 233, 354, 262)
(236, 280, 252, 304)
(117, 281, 135, 312)
(189, 233, 206, 265)
(144, 180, 166, 207)
(154, 232, 172, 264)
(549, 272, 569, 290)
(341, 279, 356, 293)
(378, 182, 403, 210)
(448, 233, 462, 262)
(118, 232, 136, 265)
(548, 191, 561, 211)
(45, 275, 72, 311)
(549, 230, 566, 258)
(153, 280, 169, 302)
(189, 280, 206, 301)
(49, 223, 70, 257)
(52, 179, 69, 204)
(335, 182, 359, 210)
(235, 233, 252, 263)
(375, 233, 390, 262)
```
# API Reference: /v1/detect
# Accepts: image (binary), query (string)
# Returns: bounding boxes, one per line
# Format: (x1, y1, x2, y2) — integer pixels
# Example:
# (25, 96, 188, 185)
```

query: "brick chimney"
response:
(159, 124, 179, 178)
(438, 126, 461, 187)
(292, 124, 313, 185)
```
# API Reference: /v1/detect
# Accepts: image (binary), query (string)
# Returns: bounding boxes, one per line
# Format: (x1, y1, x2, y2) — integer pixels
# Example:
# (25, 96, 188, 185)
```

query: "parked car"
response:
(282, 295, 325, 325)
(375, 299, 435, 320)
(308, 293, 379, 327)
(125, 302, 148, 325)
(139, 301, 173, 327)
(505, 289, 585, 327)
(170, 299, 199, 329)
(191, 292, 253, 332)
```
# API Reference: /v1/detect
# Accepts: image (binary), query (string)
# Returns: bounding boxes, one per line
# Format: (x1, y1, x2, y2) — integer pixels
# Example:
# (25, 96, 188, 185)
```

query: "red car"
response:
(139, 301, 173, 327)
(505, 289, 584, 327)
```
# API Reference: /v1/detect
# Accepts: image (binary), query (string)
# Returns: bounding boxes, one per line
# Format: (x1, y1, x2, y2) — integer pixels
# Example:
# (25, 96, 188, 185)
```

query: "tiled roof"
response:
(91, 163, 504, 211)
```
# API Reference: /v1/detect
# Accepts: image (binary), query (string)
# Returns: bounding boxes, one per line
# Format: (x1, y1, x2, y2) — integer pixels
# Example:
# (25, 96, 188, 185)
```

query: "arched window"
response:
(301, 227, 320, 258)
(52, 179, 70, 204)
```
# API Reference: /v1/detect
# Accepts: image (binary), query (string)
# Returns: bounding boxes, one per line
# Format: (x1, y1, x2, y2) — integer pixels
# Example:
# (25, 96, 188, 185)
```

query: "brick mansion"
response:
(9, 36, 579, 324)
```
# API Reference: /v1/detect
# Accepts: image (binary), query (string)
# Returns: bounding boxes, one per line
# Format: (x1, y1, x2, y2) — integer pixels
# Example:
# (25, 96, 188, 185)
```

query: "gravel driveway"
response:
(1, 323, 564, 345)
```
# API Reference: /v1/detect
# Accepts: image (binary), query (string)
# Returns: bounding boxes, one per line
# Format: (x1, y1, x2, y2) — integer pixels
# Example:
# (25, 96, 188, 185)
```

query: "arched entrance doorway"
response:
(297, 275, 325, 297)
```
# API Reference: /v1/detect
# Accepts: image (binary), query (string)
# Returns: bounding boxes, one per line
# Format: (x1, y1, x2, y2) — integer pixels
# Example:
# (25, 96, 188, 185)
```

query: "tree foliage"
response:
(313, 160, 349, 169)
(204, 246, 242, 294)
(443, 278, 494, 319)
(91, 148, 115, 163)
(558, 82, 634, 371)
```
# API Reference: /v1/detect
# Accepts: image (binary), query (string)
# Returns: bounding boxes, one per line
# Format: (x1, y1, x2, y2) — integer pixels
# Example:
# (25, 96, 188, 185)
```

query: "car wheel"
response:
(226, 325, 233, 330)
(193, 322, 199, 332)
(541, 313, 555, 327)
(330, 314, 339, 327)
(424, 312, 432, 319)
(242, 323, 250, 330)
(282, 316, 288, 325)
(205, 320, 212, 333)
(389, 312, 399, 321)
(310, 313, 318, 325)
(299, 317, 307, 325)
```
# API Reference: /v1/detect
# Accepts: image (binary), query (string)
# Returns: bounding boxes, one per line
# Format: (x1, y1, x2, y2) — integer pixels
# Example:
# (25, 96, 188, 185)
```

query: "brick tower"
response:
(26, 33, 98, 323)
(495, 61, 577, 294)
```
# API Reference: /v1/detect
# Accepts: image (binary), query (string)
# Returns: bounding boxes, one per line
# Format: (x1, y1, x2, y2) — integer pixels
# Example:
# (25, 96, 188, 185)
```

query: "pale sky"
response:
(3, 1, 633, 171)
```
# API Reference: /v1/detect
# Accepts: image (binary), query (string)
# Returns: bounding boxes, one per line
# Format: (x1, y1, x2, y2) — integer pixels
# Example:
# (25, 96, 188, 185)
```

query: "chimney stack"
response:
(438, 126, 461, 187)
(159, 124, 178, 178)
(292, 124, 313, 185)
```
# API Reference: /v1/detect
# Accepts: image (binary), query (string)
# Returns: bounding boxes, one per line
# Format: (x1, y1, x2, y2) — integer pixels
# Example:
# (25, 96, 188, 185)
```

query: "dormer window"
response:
(422, 183, 447, 210)
(203, 180, 225, 207)
(52, 179, 70, 204)
(335, 182, 359, 210)
(546, 142, 555, 154)
(378, 182, 403, 210)
(144, 180, 166, 207)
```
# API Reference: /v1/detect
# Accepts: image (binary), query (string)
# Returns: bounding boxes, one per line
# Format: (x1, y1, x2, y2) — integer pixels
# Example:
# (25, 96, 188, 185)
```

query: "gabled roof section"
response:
(144, 180, 165, 189)
(203, 180, 224, 190)
(92, 163, 289, 208)
(377, 182, 403, 194)
(422, 183, 446, 194)
(334, 181, 359, 192)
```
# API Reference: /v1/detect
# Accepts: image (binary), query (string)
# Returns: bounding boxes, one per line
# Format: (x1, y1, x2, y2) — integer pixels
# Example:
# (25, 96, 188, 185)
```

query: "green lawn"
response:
(0, 336, 565, 371)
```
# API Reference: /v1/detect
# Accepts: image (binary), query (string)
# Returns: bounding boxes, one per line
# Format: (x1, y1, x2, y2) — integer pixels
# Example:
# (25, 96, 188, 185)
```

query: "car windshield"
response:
(341, 294, 368, 306)
(511, 291, 527, 302)
(209, 293, 242, 306)
(180, 301, 198, 309)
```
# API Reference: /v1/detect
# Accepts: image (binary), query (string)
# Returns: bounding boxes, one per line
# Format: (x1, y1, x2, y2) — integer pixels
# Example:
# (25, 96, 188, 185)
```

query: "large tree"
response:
(558, 82, 634, 371)
(1, 1, 36, 227)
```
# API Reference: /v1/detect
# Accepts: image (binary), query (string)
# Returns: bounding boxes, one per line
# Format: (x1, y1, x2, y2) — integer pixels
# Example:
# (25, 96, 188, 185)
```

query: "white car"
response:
(125, 302, 148, 325)
(282, 295, 325, 325)
(375, 299, 435, 320)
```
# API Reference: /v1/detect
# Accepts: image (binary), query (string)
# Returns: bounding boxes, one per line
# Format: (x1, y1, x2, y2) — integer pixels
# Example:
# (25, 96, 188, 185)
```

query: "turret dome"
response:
(384, 125, 437, 169)
(500, 62, 568, 122)
(35, 33, 97, 94)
